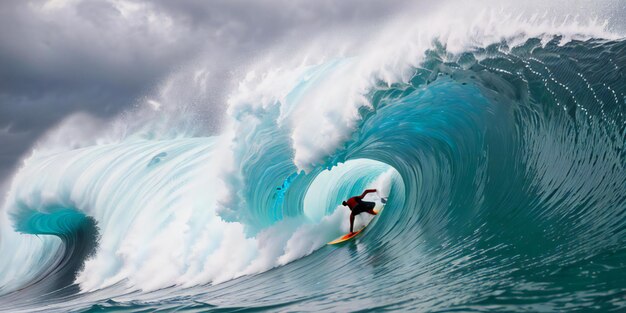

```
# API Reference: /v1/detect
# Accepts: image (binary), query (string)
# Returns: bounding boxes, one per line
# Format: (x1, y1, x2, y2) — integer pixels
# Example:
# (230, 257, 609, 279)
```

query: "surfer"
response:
(342, 189, 379, 234)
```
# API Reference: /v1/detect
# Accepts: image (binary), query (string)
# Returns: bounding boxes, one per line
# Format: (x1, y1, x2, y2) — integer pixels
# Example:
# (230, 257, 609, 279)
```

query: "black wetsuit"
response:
(351, 199, 376, 215)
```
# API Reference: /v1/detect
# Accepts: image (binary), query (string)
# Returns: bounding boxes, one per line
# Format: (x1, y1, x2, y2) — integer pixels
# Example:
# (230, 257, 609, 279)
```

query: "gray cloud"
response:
(0, 0, 199, 180)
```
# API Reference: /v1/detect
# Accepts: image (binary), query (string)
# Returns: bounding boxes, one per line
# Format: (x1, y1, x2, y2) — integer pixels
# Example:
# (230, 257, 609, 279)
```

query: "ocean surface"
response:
(1, 11, 625, 313)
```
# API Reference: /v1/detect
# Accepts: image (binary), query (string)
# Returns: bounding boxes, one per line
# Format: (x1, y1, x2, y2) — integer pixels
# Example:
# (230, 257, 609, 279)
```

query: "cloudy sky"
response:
(1, 0, 624, 192)
(0, 0, 420, 188)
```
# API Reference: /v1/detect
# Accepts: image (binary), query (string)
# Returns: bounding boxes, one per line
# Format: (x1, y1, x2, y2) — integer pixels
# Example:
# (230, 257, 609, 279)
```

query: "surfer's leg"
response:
(349, 213, 355, 233)
(366, 209, 377, 215)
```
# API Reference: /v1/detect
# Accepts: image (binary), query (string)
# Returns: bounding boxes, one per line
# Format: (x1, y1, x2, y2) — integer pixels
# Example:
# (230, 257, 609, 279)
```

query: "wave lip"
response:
(1, 206, 98, 308)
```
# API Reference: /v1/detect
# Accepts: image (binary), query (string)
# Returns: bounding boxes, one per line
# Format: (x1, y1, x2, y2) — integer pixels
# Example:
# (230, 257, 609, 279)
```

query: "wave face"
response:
(1, 32, 626, 312)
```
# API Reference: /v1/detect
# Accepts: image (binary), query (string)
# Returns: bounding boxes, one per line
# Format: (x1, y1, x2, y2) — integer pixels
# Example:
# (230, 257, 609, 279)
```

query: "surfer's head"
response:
(342, 201, 347, 206)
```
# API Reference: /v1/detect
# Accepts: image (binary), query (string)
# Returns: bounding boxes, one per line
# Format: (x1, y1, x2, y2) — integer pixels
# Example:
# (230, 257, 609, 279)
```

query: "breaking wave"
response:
(1, 10, 625, 312)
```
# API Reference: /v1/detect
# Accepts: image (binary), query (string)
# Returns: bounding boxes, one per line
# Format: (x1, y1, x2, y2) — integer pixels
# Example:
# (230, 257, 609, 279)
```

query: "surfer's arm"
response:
(359, 189, 377, 198)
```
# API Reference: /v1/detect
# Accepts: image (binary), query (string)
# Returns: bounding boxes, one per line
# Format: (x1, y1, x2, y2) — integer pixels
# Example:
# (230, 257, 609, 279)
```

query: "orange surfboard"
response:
(328, 209, 381, 245)
(327, 229, 364, 244)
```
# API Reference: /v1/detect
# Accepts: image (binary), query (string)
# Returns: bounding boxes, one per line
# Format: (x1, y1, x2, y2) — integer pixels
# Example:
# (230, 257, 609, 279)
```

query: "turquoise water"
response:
(0, 36, 625, 312)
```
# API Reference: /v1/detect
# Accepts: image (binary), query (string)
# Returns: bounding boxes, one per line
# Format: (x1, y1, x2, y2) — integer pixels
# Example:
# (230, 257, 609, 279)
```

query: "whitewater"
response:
(1, 2, 625, 312)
